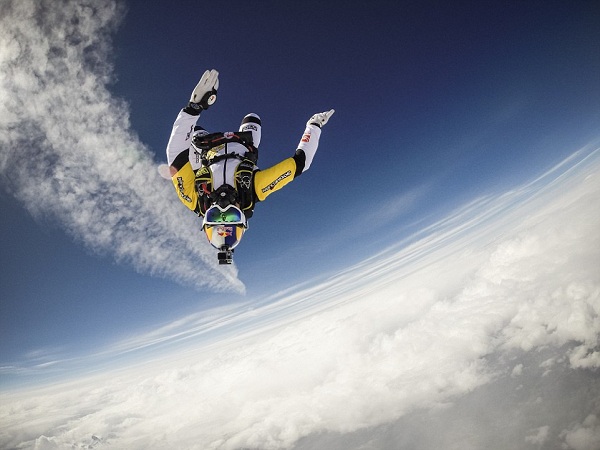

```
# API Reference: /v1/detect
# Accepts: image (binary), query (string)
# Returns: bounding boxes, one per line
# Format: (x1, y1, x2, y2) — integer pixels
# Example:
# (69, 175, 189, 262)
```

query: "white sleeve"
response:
(296, 124, 322, 172)
(166, 110, 200, 166)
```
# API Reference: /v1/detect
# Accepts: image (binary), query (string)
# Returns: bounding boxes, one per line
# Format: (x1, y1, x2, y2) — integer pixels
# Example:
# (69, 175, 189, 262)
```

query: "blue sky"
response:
(1, 2, 600, 448)
(1, 0, 599, 387)
(111, 0, 600, 274)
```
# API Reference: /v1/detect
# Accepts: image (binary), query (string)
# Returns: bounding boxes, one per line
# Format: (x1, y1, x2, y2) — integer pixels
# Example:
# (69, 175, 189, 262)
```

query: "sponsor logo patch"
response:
(177, 176, 192, 203)
(216, 226, 233, 237)
(237, 173, 252, 190)
(261, 170, 292, 193)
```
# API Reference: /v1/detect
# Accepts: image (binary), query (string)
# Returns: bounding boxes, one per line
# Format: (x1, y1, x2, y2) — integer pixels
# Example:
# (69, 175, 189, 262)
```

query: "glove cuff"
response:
(183, 101, 202, 116)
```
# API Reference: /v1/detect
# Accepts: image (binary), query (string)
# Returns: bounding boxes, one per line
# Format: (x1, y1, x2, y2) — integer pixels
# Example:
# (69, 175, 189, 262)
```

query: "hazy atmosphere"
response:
(1, 1, 599, 449)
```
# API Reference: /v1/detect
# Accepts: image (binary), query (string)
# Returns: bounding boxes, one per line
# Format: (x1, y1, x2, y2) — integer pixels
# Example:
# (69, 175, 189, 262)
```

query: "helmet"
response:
(202, 204, 247, 250)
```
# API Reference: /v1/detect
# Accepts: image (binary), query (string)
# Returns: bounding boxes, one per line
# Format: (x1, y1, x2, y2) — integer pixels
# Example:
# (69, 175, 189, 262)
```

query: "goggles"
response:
(202, 204, 247, 228)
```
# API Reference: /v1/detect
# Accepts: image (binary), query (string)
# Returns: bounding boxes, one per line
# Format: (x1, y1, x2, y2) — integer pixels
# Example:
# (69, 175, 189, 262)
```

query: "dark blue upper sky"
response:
(1, 0, 599, 385)
(109, 0, 599, 283)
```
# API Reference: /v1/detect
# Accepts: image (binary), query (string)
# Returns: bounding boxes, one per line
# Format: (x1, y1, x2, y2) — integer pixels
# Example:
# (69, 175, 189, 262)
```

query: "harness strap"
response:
(193, 131, 257, 164)
(193, 131, 254, 149)
(208, 152, 247, 165)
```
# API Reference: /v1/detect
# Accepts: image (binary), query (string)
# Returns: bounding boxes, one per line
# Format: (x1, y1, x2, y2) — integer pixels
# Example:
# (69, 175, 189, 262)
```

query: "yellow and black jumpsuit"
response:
(166, 107, 323, 220)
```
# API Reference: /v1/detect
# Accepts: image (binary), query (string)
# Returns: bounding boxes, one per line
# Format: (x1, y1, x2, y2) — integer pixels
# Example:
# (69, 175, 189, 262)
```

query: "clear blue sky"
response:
(1, 0, 599, 387)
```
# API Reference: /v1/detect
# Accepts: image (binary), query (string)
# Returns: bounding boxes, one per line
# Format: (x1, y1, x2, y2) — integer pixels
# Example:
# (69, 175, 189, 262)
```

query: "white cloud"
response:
(561, 415, 600, 450)
(1, 141, 599, 448)
(525, 426, 550, 446)
(0, 0, 243, 292)
(511, 363, 523, 377)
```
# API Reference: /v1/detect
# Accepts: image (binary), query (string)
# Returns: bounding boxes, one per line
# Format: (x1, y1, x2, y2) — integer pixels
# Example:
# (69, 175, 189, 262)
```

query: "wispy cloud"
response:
(1, 145, 598, 449)
(0, 0, 243, 292)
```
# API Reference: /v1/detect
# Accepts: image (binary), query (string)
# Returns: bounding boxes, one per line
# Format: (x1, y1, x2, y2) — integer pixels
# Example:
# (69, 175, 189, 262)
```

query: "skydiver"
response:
(165, 69, 334, 264)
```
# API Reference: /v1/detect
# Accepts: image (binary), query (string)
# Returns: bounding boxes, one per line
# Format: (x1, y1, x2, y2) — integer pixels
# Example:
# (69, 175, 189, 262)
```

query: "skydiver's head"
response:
(202, 204, 247, 251)
(239, 113, 261, 148)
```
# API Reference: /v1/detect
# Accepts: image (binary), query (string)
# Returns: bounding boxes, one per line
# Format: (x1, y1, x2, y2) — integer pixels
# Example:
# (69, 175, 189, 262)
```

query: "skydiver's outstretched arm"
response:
(293, 109, 335, 175)
(165, 69, 220, 172)
(254, 109, 334, 202)
(166, 70, 219, 212)
(165, 110, 199, 171)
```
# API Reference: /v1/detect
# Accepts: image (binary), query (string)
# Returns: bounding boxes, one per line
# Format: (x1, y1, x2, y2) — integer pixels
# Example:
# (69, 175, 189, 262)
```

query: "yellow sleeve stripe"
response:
(254, 157, 297, 202)
(171, 162, 198, 211)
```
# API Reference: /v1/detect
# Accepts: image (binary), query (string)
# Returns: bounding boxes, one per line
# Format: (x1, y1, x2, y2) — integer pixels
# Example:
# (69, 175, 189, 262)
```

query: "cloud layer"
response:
(1, 146, 598, 449)
(0, 0, 243, 291)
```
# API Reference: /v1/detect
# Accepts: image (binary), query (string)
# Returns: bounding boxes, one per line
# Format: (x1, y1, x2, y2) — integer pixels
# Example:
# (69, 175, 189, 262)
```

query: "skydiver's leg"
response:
(239, 113, 262, 148)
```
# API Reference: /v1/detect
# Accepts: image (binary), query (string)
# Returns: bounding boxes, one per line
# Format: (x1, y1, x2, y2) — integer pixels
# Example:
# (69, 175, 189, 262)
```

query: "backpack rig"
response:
(192, 131, 259, 218)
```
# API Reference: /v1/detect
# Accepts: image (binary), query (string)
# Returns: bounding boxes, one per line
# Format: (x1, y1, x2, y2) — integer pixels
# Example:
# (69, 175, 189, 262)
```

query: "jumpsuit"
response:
(165, 108, 323, 220)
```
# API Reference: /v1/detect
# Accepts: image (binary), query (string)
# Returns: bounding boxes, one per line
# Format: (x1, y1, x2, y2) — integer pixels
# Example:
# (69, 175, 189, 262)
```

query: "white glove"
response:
(307, 109, 335, 128)
(190, 69, 219, 109)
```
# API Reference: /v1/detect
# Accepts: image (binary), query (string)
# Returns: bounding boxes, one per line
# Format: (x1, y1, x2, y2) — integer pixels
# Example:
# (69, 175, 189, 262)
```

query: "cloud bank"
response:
(0, 0, 243, 291)
(1, 146, 598, 449)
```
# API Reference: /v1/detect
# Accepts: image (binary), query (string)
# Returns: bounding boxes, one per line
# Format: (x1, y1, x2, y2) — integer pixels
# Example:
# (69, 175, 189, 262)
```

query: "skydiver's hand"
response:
(189, 69, 219, 110)
(307, 109, 335, 128)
